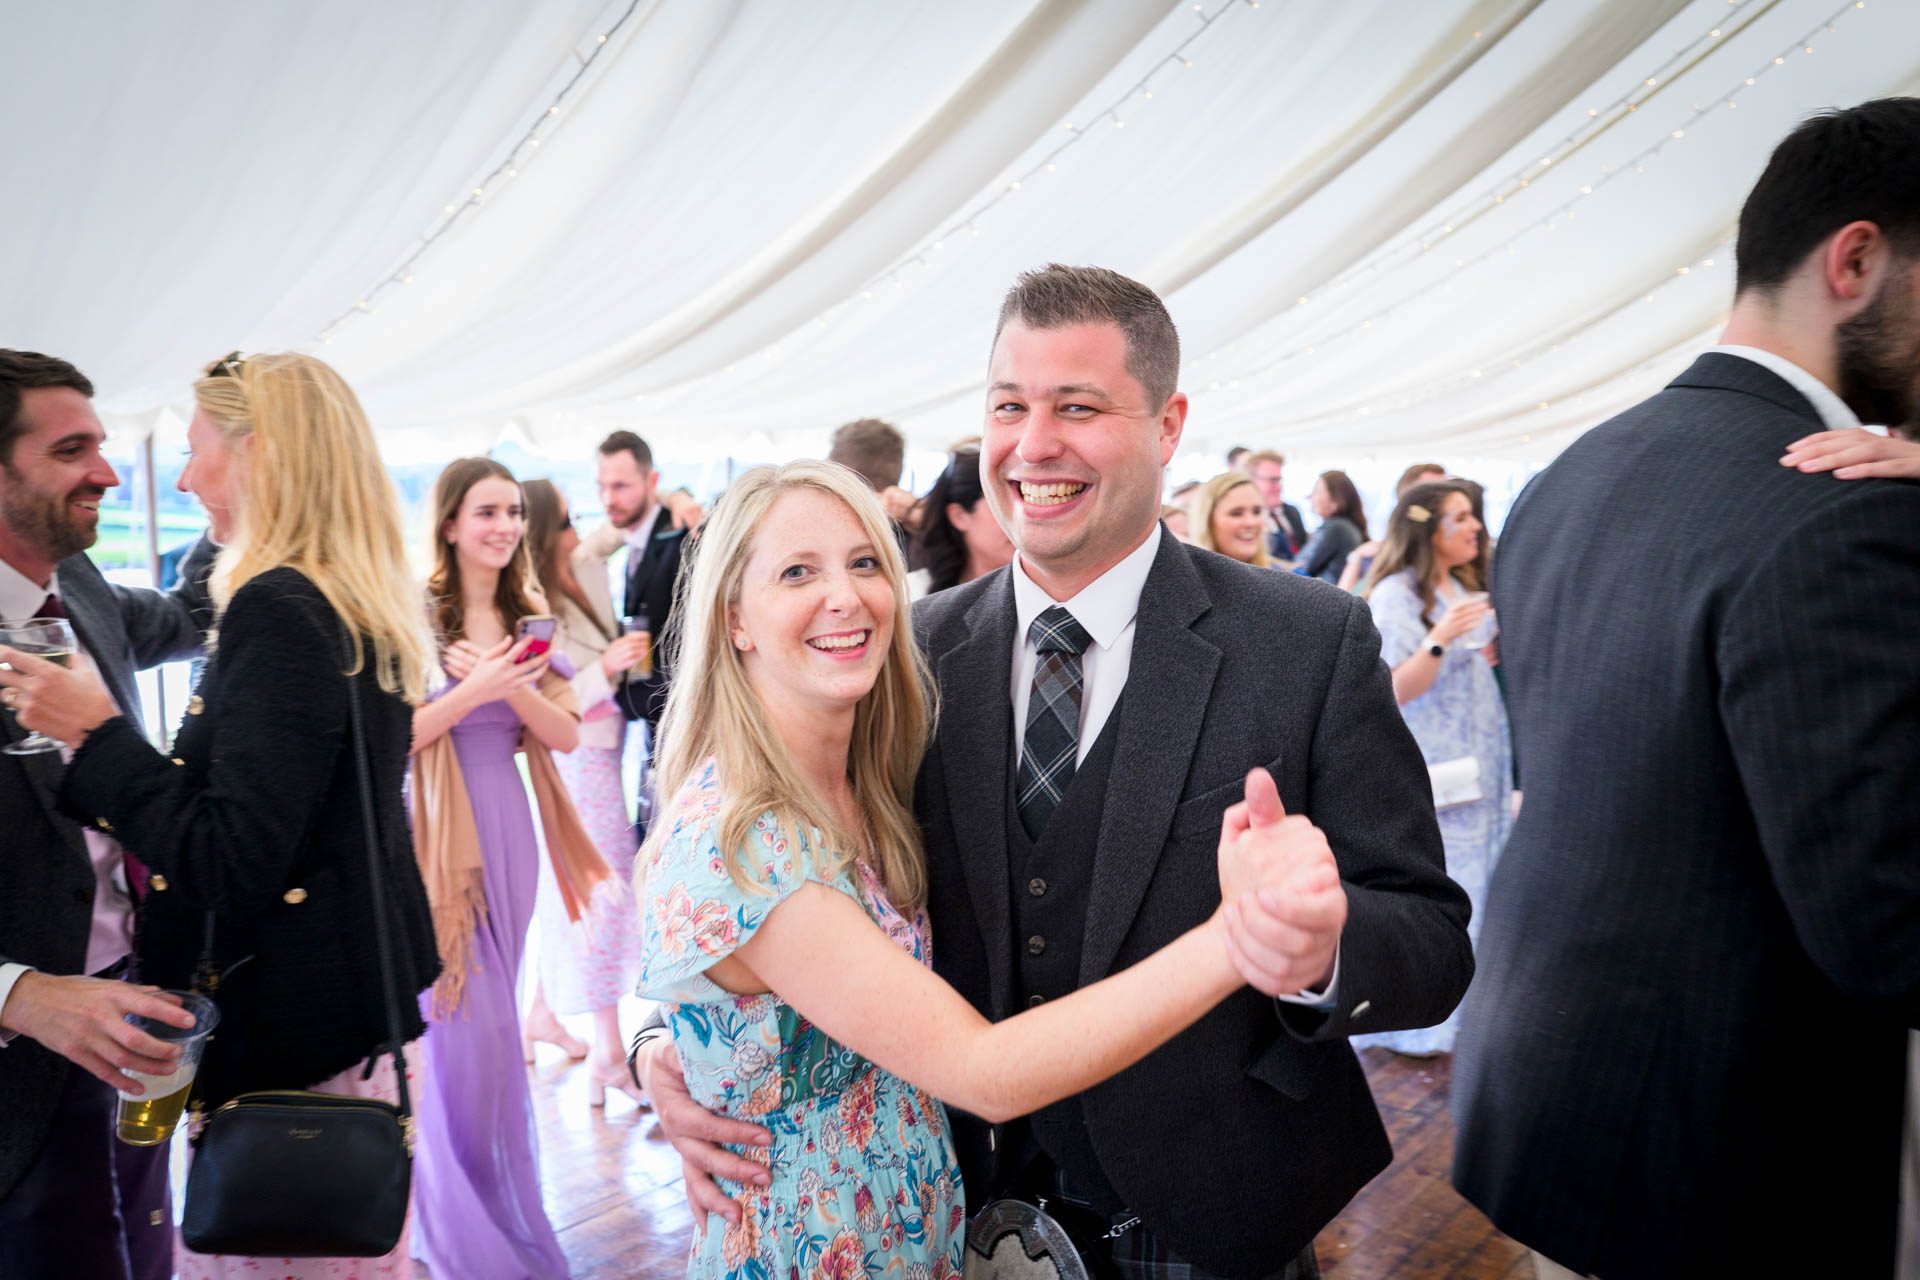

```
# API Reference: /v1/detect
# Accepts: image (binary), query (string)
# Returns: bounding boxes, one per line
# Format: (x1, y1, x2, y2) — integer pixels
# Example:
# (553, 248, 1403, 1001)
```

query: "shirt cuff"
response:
(572, 654, 616, 712)
(1274, 946, 1340, 1010)
(0, 963, 33, 1046)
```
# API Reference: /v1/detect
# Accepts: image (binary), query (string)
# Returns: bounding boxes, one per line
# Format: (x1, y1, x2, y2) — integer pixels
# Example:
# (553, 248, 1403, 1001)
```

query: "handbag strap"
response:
(341, 644, 414, 1124)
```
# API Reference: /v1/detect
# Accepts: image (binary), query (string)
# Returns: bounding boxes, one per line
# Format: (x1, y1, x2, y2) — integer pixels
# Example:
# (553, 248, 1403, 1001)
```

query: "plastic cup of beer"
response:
(115, 991, 219, 1146)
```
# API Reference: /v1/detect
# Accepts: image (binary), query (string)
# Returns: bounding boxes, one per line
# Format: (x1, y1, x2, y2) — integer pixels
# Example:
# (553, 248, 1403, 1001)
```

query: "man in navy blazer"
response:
(1451, 99, 1920, 1278)
(0, 350, 214, 1280)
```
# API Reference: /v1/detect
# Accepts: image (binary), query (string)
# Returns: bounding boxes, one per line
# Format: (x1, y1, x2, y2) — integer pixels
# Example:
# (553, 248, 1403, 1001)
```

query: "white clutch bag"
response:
(1428, 756, 1483, 810)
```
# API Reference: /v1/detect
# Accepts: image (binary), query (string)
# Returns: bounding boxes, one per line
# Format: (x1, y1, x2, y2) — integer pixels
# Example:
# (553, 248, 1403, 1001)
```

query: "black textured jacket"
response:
(61, 568, 439, 1107)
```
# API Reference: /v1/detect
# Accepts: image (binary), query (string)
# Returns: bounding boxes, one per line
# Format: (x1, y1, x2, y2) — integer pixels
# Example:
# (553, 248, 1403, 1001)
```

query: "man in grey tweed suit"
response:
(1451, 99, 1920, 1278)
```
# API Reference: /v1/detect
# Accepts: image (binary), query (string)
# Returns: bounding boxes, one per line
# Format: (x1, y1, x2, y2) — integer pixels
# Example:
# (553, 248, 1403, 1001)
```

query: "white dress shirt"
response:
(1005, 525, 1336, 1005)
(0, 558, 136, 1041)
(1008, 525, 1160, 767)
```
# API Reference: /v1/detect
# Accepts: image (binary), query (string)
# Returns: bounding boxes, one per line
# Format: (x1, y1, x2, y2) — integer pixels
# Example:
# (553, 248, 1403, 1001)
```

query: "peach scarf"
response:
(409, 668, 611, 1017)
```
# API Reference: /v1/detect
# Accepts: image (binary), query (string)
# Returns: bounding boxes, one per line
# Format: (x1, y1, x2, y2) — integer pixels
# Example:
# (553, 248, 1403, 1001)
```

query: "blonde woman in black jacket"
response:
(1, 352, 440, 1279)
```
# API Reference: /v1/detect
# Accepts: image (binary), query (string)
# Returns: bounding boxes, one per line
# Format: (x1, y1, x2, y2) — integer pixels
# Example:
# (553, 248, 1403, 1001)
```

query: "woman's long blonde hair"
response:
(642, 461, 935, 908)
(1190, 471, 1272, 567)
(193, 352, 433, 702)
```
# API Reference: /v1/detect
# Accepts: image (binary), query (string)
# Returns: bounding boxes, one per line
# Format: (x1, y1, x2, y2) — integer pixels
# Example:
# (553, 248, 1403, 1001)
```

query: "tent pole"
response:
(141, 433, 167, 739)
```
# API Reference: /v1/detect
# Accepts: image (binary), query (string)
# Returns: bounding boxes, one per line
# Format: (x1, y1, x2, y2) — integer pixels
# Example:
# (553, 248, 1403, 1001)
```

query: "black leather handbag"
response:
(179, 665, 415, 1257)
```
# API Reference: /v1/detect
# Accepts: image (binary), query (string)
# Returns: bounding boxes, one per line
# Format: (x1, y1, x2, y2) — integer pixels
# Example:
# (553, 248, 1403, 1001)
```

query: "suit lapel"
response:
(58, 562, 144, 733)
(935, 573, 1018, 1015)
(3, 696, 89, 864)
(1080, 539, 1220, 984)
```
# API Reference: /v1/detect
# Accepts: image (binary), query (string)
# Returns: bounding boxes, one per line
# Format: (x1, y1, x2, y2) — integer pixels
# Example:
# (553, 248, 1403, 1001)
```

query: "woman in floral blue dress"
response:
(1354, 480, 1513, 1056)
(636, 462, 1267, 1279)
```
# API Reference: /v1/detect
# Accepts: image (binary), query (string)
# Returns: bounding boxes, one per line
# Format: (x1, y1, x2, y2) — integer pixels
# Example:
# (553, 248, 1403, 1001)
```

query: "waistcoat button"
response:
(1027, 935, 1046, 956)
(1028, 878, 1047, 897)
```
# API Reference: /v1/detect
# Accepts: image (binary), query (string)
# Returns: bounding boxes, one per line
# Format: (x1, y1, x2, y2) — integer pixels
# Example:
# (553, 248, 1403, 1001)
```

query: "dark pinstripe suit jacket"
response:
(1450, 353, 1920, 1278)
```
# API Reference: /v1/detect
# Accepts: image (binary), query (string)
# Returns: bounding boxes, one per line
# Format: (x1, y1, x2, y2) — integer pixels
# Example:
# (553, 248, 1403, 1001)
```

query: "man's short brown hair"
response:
(993, 264, 1180, 409)
(597, 429, 654, 473)
(827, 418, 906, 492)
(0, 349, 93, 467)
(1243, 449, 1285, 470)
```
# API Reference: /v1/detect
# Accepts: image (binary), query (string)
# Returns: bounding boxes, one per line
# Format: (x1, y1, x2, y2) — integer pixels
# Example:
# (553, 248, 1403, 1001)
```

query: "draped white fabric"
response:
(5, 0, 1918, 473)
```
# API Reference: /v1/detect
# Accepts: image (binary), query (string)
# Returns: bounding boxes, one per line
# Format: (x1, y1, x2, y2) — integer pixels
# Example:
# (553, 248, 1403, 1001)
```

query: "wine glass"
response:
(1456, 592, 1498, 652)
(1, 617, 78, 756)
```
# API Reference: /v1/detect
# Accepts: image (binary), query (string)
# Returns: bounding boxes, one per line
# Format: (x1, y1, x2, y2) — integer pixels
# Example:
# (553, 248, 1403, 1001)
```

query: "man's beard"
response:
(1835, 271, 1920, 434)
(0, 465, 100, 561)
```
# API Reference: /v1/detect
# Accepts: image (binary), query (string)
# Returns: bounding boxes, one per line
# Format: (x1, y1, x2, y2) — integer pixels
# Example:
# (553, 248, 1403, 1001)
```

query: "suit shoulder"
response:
(1187, 545, 1360, 624)
(224, 569, 334, 634)
(912, 568, 1002, 648)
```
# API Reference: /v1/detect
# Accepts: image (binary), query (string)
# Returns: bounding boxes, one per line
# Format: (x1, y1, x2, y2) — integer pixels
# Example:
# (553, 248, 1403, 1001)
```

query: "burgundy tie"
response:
(37, 592, 64, 620)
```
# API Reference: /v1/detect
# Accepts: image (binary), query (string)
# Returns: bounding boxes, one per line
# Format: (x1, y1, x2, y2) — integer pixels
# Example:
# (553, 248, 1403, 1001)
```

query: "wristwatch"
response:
(1424, 635, 1446, 658)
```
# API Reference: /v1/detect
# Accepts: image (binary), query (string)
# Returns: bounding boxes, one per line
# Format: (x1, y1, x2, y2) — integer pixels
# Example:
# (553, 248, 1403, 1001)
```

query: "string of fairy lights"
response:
(1231, 232, 1734, 440)
(1227, 0, 1788, 329)
(314, 0, 647, 346)
(1192, 0, 1873, 397)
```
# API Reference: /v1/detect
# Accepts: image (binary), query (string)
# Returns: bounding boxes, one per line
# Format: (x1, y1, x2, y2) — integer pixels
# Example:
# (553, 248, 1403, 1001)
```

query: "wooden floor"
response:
(513, 1038, 1529, 1279)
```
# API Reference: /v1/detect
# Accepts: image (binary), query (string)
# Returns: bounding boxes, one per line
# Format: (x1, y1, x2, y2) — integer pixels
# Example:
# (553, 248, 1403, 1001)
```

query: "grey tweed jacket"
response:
(915, 531, 1471, 1277)
(1451, 352, 1920, 1278)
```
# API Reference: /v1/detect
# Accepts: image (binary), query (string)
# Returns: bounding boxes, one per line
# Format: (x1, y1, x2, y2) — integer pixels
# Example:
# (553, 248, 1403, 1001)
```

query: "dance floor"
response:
(484, 1042, 1530, 1278)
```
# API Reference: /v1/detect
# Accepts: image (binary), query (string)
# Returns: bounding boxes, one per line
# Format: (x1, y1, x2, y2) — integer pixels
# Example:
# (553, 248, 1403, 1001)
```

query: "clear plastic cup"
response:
(115, 991, 219, 1146)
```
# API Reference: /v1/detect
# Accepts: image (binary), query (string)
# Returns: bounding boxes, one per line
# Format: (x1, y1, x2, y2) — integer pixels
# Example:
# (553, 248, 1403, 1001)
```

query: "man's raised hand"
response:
(1216, 769, 1346, 997)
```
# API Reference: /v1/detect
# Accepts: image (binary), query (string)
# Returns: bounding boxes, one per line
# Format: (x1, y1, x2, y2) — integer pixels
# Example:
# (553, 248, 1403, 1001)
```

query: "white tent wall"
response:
(6, 0, 1919, 482)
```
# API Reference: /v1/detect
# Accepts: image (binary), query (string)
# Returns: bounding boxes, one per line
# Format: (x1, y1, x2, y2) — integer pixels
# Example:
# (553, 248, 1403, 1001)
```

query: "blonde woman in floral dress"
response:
(637, 461, 1280, 1278)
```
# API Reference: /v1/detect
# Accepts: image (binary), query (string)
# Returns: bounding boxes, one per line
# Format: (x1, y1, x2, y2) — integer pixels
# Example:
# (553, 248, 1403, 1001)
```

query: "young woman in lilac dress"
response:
(408, 458, 608, 1279)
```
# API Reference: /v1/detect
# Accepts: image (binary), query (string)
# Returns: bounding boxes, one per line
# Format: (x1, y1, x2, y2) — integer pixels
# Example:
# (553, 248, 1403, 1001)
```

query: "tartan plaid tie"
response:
(1017, 606, 1092, 839)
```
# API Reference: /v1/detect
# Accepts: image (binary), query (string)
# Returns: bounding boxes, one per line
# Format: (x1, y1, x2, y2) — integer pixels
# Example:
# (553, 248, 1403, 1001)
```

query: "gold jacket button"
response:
(171, 757, 185, 766)
(95, 818, 113, 832)
(149, 874, 169, 892)
(283, 887, 308, 905)
(186, 695, 205, 715)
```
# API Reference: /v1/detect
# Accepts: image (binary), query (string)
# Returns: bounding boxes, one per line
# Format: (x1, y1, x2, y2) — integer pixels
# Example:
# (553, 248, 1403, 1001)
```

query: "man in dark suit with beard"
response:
(1451, 99, 1920, 1279)
(0, 349, 214, 1280)
(646, 266, 1472, 1278)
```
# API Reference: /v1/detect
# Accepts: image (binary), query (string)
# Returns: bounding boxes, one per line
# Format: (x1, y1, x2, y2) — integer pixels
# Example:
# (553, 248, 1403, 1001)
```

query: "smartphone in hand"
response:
(514, 615, 557, 663)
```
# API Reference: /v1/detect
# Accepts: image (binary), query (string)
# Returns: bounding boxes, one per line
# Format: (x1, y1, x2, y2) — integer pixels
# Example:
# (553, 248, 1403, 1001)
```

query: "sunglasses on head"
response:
(204, 350, 247, 379)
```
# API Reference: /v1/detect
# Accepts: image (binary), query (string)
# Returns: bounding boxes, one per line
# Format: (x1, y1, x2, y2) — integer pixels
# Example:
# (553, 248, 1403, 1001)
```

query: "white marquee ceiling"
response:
(6, 0, 1918, 474)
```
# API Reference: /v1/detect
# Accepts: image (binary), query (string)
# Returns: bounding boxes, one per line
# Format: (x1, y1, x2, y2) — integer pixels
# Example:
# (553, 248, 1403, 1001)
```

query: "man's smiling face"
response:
(1, 386, 118, 572)
(981, 319, 1184, 598)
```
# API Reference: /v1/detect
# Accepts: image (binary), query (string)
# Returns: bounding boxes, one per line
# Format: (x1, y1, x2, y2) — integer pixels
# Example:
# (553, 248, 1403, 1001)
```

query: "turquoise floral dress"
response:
(639, 761, 966, 1279)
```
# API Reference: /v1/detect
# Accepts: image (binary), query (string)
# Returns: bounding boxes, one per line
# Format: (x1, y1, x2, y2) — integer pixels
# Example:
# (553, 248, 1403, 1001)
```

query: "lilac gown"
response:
(411, 685, 571, 1279)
